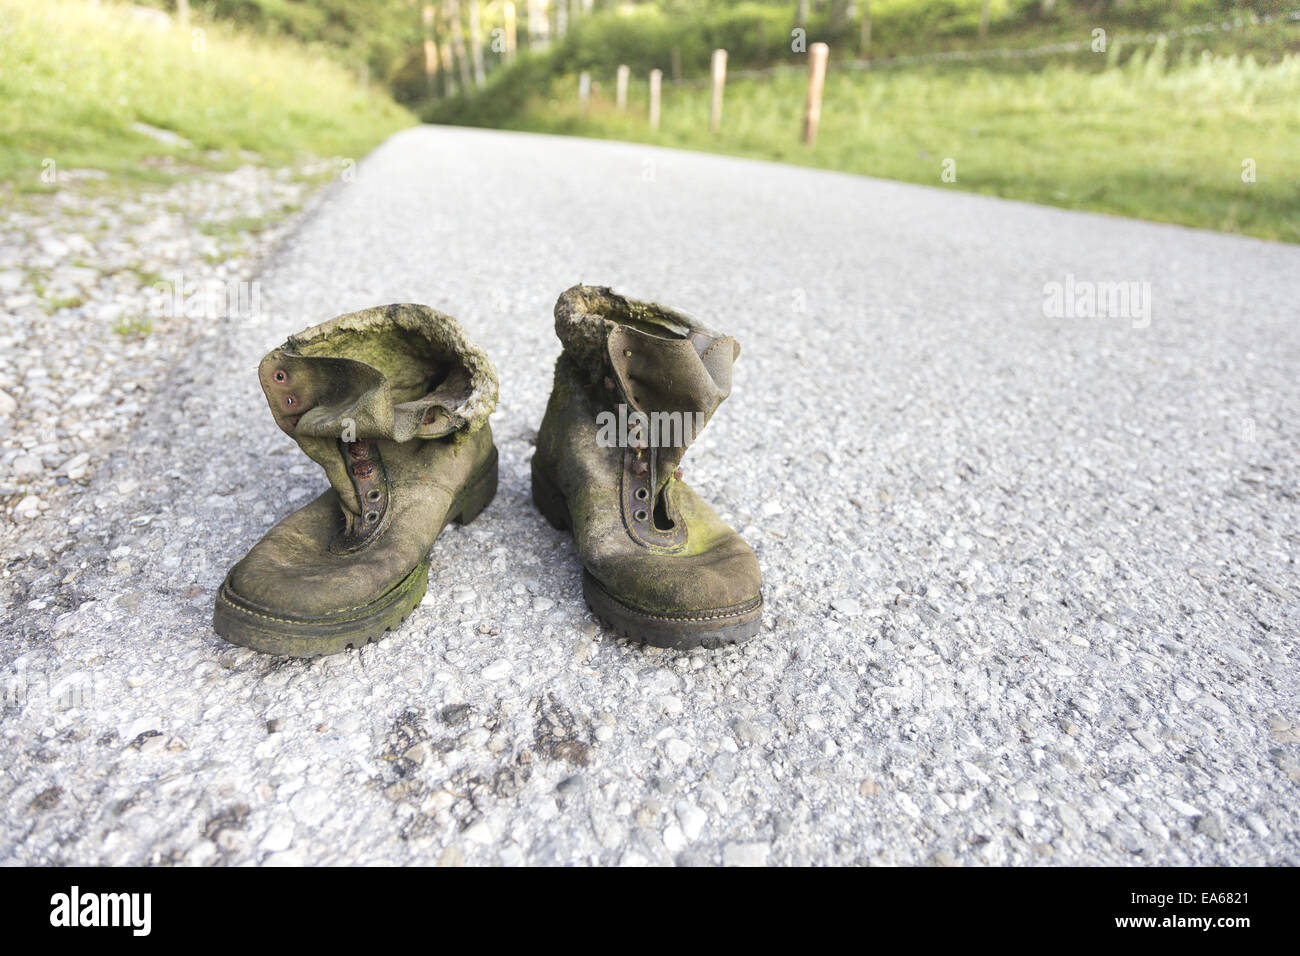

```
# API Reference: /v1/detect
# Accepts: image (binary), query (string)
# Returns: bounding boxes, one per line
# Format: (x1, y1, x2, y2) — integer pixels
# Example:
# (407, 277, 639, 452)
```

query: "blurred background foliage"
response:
(134, 1, 1298, 114)
(11, 1, 1297, 238)
(0, 0, 413, 185)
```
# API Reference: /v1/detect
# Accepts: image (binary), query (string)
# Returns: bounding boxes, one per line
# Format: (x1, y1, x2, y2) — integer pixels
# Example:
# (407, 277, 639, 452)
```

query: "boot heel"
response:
(452, 447, 498, 525)
(531, 459, 571, 531)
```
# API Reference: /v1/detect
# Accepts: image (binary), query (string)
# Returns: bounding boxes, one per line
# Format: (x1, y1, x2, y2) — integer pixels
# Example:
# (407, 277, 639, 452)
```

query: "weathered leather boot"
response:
(214, 304, 498, 657)
(532, 285, 762, 649)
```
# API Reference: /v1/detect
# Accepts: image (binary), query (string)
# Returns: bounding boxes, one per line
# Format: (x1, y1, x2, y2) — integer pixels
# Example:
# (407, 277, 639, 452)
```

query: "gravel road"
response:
(0, 161, 326, 527)
(3, 125, 1297, 866)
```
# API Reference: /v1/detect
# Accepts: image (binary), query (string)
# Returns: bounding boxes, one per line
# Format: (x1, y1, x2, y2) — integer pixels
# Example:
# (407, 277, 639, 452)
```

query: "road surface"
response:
(3, 125, 1298, 865)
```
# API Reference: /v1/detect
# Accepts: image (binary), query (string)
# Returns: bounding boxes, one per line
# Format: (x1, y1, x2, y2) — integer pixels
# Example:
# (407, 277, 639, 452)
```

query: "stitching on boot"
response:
(592, 576, 763, 622)
(219, 563, 425, 624)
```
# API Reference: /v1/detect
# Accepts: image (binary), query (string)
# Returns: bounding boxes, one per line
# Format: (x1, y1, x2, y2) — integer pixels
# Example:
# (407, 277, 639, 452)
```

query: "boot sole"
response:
(214, 446, 499, 658)
(531, 459, 761, 650)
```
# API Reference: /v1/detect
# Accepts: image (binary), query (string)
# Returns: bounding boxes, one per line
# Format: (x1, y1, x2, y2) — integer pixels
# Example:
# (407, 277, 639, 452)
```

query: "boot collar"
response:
(261, 303, 496, 443)
(258, 303, 498, 518)
(556, 284, 740, 501)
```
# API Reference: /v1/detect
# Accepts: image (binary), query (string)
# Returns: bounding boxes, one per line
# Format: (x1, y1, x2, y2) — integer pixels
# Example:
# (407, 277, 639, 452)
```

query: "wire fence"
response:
(675, 10, 1300, 87)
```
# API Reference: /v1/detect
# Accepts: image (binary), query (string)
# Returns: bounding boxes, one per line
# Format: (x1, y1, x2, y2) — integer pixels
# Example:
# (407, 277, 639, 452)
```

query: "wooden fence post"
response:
(709, 49, 727, 134)
(649, 68, 662, 130)
(616, 64, 629, 110)
(803, 42, 829, 146)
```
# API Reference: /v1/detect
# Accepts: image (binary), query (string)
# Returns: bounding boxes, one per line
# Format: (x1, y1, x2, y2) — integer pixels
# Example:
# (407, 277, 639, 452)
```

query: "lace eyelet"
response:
(364, 511, 379, 524)
(634, 509, 648, 522)
(366, 489, 381, 502)
(634, 487, 649, 501)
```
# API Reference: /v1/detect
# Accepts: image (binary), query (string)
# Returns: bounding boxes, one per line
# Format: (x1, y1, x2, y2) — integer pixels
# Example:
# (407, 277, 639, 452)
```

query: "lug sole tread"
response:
(214, 447, 499, 658)
(533, 458, 762, 650)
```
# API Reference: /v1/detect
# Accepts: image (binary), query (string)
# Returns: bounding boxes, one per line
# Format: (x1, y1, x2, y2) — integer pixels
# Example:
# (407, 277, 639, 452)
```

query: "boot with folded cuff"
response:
(532, 284, 763, 649)
(214, 303, 499, 657)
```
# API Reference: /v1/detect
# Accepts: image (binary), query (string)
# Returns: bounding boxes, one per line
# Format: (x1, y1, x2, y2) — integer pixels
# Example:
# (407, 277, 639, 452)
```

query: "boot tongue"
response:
(257, 351, 386, 515)
(606, 324, 739, 496)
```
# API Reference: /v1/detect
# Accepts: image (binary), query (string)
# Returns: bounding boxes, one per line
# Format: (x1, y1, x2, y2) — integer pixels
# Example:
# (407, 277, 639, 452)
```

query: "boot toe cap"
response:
(590, 532, 762, 617)
(223, 491, 413, 620)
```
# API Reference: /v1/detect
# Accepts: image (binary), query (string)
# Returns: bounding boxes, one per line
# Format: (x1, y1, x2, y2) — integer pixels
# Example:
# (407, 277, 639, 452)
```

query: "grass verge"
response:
(488, 39, 1300, 243)
(0, 0, 414, 189)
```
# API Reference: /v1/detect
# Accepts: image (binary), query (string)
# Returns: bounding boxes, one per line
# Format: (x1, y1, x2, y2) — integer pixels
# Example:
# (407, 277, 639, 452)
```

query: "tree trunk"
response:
(446, 0, 473, 97)
(468, 0, 486, 89)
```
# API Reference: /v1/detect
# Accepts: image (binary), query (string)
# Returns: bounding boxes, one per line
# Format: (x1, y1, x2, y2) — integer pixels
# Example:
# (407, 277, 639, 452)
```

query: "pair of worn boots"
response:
(213, 285, 763, 657)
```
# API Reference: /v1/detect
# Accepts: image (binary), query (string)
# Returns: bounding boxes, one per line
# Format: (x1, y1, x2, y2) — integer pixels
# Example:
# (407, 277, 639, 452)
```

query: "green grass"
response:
(48, 293, 86, 311)
(0, 0, 415, 188)
(113, 316, 154, 339)
(494, 41, 1300, 243)
(198, 215, 278, 238)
